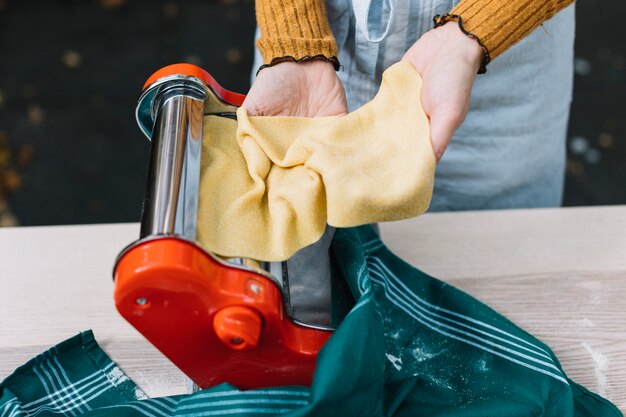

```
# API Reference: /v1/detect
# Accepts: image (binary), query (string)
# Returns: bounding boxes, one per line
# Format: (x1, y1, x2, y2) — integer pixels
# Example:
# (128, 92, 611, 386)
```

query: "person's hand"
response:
(243, 60, 347, 117)
(402, 22, 484, 161)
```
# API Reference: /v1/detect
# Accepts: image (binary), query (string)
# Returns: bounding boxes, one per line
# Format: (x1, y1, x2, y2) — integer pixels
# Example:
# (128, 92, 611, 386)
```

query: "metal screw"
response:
(230, 337, 243, 345)
(135, 297, 148, 306)
(249, 283, 261, 294)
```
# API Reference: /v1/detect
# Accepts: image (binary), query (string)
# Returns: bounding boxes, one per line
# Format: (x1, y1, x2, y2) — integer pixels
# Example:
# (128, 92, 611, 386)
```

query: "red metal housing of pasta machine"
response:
(113, 64, 342, 390)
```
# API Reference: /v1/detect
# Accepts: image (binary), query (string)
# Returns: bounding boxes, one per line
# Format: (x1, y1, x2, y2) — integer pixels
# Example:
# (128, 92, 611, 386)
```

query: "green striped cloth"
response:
(1, 226, 622, 417)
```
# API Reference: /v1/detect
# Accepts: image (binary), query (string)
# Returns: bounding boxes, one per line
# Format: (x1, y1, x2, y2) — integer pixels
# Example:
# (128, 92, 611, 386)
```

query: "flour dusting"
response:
(577, 318, 595, 328)
(388, 331, 401, 340)
(412, 346, 442, 363)
(413, 346, 447, 363)
(386, 353, 403, 370)
(590, 292, 603, 305)
(134, 387, 148, 400)
(475, 357, 489, 372)
(105, 366, 129, 387)
(581, 342, 608, 396)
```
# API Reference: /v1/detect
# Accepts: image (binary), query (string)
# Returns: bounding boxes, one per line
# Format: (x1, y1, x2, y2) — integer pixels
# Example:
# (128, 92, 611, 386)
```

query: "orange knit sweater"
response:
(255, 0, 575, 70)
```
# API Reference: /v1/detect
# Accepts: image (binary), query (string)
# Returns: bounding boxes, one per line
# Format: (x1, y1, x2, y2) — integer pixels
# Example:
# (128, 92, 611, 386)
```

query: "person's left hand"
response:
(402, 21, 484, 161)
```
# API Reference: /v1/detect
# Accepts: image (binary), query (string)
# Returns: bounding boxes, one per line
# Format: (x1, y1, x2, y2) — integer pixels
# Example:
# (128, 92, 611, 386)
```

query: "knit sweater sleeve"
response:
(439, 0, 575, 63)
(255, 0, 339, 69)
(253, 0, 575, 71)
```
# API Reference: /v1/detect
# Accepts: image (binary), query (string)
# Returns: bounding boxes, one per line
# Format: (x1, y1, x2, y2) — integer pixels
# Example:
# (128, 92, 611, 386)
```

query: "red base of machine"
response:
(114, 238, 332, 389)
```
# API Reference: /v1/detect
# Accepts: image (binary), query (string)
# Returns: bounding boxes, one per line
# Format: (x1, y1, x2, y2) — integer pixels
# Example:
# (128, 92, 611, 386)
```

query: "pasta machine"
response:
(113, 64, 346, 390)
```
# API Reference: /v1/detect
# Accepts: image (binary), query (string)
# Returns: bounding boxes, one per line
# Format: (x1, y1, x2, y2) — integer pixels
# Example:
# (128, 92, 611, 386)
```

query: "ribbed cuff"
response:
(448, 0, 575, 61)
(433, 14, 490, 74)
(257, 55, 340, 75)
(255, 0, 339, 68)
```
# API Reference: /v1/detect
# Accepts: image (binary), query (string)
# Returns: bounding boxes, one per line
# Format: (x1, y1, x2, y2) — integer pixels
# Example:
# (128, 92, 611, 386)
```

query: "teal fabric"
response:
(1, 226, 622, 416)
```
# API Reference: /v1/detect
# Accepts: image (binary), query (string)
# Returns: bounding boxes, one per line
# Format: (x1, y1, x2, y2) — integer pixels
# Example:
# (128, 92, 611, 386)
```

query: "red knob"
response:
(213, 306, 263, 350)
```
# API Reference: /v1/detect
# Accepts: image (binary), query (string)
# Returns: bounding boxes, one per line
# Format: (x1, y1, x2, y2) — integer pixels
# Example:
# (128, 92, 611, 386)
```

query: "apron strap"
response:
(353, 0, 396, 76)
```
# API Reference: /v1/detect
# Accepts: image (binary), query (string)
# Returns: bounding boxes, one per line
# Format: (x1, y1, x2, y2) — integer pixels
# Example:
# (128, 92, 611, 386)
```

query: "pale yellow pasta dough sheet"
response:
(197, 61, 435, 261)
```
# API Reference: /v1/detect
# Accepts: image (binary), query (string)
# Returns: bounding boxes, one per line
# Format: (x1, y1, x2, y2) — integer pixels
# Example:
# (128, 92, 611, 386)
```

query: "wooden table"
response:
(1, 206, 625, 412)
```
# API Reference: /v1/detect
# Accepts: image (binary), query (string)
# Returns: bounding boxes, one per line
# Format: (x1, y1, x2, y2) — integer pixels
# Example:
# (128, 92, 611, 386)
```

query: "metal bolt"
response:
(230, 337, 243, 345)
(249, 283, 261, 294)
(135, 297, 148, 306)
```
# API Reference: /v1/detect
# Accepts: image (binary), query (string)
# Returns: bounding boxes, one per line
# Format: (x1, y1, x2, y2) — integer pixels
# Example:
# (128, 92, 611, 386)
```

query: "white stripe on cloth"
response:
(366, 267, 569, 384)
(52, 356, 92, 413)
(188, 390, 309, 402)
(132, 399, 175, 416)
(97, 399, 176, 417)
(45, 357, 90, 415)
(366, 256, 561, 364)
(363, 239, 385, 249)
(39, 353, 82, 416)
(356, 263, 371, 295)
(349, 291, 373, 316)
(178, 398, 308, 411)
(40, 359, 81, 416)
(0, 399, 21, 417)
(28, 378, 114, 417)
(366, 258, 555, 362)
(363, 241, 554, 359)
(31, 365, 68, 417)
(363, 241, 385, 254)
(159, 397, 179, 405)
(367, 265, 563, 373)
(22, 362, 114, 409)
(26, 372, 111, 415)
(6, 407, 21, 417)
(97, 403, 162, 417)
(181, 408, 295, 417)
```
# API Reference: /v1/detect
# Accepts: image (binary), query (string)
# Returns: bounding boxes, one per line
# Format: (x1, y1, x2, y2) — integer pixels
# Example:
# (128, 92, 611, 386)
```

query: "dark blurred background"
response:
(0, 0, 624, 227)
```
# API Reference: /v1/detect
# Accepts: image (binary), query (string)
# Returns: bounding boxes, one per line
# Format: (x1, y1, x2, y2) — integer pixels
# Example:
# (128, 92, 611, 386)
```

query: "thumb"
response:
(241, 96, 263, 116)
(427, 105, 462, 162)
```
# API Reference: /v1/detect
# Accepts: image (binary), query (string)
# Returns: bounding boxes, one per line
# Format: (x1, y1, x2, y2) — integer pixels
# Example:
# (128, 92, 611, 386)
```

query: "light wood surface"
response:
(1, 206, 625, 412)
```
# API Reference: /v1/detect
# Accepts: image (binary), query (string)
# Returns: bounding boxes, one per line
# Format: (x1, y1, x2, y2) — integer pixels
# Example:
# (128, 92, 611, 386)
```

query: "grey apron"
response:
(250, 1, 574, 290)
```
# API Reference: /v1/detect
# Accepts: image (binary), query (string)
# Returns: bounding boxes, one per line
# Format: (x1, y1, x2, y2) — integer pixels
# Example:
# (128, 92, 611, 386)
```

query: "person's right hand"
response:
(243, 60, 347, 117)
(402, 22, 484, 162)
